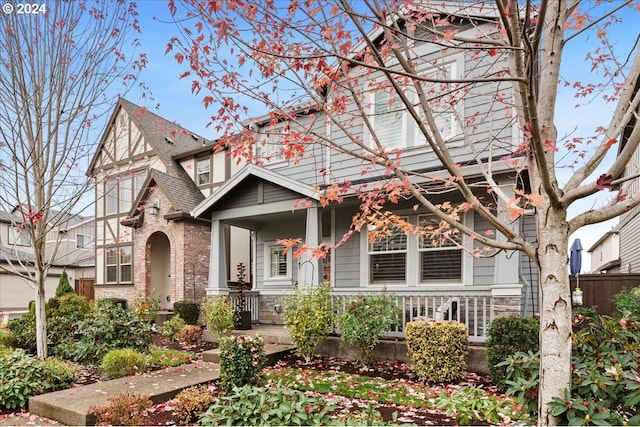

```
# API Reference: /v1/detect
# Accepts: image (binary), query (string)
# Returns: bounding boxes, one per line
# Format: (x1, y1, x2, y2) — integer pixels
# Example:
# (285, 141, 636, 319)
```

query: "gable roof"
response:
(191, 164, 319, 218)
(87, 98, 216, 176)
(130, 169, 205, 218)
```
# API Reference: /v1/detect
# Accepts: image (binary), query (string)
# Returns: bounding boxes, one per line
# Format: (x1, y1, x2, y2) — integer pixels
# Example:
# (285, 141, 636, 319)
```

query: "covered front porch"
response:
(225, 284, 521, 343)
(192, 164, 525, 344)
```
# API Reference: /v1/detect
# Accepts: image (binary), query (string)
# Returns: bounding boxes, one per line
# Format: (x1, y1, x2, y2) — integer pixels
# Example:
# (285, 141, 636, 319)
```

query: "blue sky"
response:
(120, 1, 637, 272)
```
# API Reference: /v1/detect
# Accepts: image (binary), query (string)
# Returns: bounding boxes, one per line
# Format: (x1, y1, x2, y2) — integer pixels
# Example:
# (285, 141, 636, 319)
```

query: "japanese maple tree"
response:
(167, 0, 640, 423)
(0, 1, 147, 359)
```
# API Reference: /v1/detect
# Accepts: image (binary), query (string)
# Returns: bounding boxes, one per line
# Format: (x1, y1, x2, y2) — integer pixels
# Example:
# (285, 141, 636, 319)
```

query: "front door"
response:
(149, 232, 171, 310)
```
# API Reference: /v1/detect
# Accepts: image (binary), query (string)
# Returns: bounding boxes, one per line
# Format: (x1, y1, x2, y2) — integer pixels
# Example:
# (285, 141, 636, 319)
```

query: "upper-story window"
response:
(8, 226, 30, 246)
(259, 128, 287, 164)
(104, 170, 146, 216)
(197, 157, 211, 185)
(369, 59, 460, 149)
(76, 234, 92, 249)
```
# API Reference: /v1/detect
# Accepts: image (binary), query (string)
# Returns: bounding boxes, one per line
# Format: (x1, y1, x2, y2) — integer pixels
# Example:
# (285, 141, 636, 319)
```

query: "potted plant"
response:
(233, 262, 252, 330)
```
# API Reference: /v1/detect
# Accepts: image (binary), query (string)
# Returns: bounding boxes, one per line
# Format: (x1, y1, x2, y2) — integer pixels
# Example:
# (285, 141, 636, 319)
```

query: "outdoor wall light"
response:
(149, 200, 160, 215)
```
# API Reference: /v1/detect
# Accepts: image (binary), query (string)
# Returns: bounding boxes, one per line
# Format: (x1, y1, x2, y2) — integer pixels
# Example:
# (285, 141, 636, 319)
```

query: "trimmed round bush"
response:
(44, 357, 75, 391)
(173, 300, 200, 325)
(486, 316, 539, 390)
(219, 335, 265, 392)
(406, 320, 468, 383)
(101, 348, 148, 379)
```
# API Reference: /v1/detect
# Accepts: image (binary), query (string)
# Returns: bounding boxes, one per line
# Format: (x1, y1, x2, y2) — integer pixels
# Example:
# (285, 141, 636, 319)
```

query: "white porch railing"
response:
(330, 290, 493, 343)
(227, 290, 260, 323)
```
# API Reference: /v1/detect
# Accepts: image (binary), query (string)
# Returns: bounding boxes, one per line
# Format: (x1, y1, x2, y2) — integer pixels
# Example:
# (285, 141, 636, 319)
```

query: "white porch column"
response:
(207, 219, 228, 296)
(300, 205, 321, 286)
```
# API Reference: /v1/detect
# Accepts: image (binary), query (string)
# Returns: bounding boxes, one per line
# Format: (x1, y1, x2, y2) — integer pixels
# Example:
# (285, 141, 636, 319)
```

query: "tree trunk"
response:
(536, 208, 572, 425)
(35, 271, 47, 359)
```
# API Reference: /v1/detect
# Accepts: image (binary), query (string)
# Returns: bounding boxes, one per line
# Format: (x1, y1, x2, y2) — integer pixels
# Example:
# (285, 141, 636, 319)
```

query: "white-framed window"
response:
(418, 214, 463, 282)
(197, 157, 211, 185)
(76, 234, 92, 249)
(368, 218, 408, 284)
(363, 213, 466, 286)
(8, 226, 30, 246)
(263, 241, 292, 284)
(119, 176, 132, 213)
(369, 58, 461, 149)
(372, 90, 405, 149)
(105, 245, 133, 284)
(135, 170, 147, 195)
(259, 129, 287, 165)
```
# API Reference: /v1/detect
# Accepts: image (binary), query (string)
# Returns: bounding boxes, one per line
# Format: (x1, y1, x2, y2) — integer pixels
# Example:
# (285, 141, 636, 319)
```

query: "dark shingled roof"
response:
(87, 98, 217, 177)
(149, 170, 205, 214)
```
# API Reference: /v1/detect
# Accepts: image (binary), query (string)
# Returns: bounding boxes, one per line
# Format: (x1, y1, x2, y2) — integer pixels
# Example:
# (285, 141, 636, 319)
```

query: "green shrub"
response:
(161, 314, 186, 341)
(435, 384, 518, 425)
(173, 385, 217, 425)
(485, 316, 539, 390)
(101, 348, 148, 379)
(97, 297, 128, 310)
(147, 346, 195, 368)
(283, 282, 332, 362)
(43, 357, 75, 391)
(48, 293, 93, 357)
(502, 314, 640, 425)
(179, 324, 203, 345)
(0, 327, 16, 348)
(406, 320, 468, 383)
(199, 384, 335, 426)
(612, 286, 640, 316)
(89, 392, 153, 426)
(7, 312, 36, 353)
(55, 303, 152, 364)
(174, 300, 201, 325)
(336, 293, 399, 365)
(0, 349, 48, 409)
(219, 335, 265, 393)
(202, 296, 234, 339)
(55, 269, 75, 297)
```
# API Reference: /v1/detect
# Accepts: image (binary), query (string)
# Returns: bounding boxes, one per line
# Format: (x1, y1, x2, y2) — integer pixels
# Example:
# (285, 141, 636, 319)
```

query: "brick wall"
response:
(96, 187, 211, 308)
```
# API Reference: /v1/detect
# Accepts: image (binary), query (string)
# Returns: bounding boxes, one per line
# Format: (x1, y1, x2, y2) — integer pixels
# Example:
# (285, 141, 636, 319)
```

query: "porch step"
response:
(202, 343, 295, 364)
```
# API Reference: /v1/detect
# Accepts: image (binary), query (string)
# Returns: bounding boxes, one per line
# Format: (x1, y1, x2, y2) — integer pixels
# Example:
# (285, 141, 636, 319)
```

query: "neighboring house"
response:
(191, 3, 536, 340)
(0, 210, 95, 316)
(616, 78, 640, 274)
(86, 98, 250, 309)
(587, 229, 620, 274)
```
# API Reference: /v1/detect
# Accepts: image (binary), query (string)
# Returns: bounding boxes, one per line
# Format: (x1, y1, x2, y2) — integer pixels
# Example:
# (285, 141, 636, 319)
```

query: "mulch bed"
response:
(3, 337, 499, 426)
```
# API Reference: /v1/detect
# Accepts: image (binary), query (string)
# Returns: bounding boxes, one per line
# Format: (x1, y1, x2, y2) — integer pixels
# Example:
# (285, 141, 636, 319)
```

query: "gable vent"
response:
(165, 136, 174, 144)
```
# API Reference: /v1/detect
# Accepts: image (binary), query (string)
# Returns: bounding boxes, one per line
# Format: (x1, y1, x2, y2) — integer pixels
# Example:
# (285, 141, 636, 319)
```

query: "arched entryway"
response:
(148, 232, 172, 310)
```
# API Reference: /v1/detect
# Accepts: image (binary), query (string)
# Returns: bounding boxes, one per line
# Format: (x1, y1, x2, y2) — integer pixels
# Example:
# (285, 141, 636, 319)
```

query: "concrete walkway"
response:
(26, 330, 295, 426)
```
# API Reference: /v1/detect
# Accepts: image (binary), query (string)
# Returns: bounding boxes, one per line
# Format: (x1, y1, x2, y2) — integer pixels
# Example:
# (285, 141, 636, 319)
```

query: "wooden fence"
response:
(570, 274, 640, 315)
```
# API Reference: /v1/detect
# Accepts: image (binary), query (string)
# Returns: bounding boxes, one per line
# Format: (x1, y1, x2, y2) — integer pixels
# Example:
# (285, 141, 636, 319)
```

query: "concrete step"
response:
(28, 340, 296, 426)
(202, 343, 295, 364)
(29, 362, 219, 426)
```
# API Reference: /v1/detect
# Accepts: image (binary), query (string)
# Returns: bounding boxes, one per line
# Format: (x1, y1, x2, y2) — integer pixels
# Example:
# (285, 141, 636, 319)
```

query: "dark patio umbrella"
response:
(569, 238, 583, 275)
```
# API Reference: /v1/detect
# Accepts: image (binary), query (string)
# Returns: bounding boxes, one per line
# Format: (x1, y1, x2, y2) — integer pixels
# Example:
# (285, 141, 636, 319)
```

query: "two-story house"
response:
(191, 2, 538, 340)
(0, 209, 95, 317)
(87, 98, 250, 309)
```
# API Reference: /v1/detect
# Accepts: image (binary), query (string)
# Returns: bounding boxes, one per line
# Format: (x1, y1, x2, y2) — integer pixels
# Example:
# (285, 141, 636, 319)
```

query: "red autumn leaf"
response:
(617, 190, 627, 202)
(604, 138, 617, 149)
(487, 48, 498, 57)
(596, 174, 614, 191)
